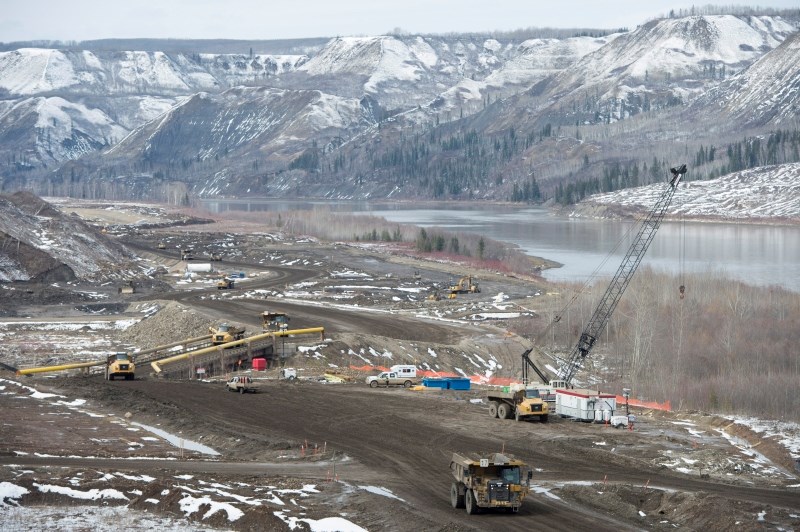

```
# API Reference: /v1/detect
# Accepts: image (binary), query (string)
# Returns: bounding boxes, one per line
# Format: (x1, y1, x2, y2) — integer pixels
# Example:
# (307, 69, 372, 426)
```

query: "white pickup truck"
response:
(366, 371, 417, 388)
(226, 375, 258, 394)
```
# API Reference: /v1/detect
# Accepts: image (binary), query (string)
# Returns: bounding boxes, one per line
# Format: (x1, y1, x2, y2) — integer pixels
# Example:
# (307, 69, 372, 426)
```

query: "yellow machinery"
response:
(262, 311, 290, 332)
(450, 452, 532, 514)
(157, 241, 166, 249)
(209, 323, 246, 345)
(151, 327, 325, 374)
(106, 352, 135, 381)
(217, 278, 235, 290)
(449, 276, 480, 294)
(487, 382, 549, 422)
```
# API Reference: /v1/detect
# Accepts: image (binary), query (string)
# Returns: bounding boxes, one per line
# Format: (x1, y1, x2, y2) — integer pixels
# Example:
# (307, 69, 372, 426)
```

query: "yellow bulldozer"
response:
(449, 275, 480, 294)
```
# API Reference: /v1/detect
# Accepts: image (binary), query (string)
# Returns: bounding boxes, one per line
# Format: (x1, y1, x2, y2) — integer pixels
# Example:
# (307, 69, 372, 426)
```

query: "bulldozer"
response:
(449, 276, 480, 294)
(209, 323, 246, 345)
(106, 352, 135, 381)
(450, 452, 532, 514)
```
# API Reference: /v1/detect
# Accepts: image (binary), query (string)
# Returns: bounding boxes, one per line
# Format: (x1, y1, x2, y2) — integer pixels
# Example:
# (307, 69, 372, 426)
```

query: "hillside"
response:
(0, 191, 139, 282)
(0, 12, 798, 209)
(576, 162, 800, 222)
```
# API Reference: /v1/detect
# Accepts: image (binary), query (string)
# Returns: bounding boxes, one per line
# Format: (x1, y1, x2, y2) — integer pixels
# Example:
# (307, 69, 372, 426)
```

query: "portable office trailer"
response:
(555, 389, 617, 422)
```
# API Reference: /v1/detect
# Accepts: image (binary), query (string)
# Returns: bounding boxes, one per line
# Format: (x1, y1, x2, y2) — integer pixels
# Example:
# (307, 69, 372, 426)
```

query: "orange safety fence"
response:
(616, 396, 671, 412)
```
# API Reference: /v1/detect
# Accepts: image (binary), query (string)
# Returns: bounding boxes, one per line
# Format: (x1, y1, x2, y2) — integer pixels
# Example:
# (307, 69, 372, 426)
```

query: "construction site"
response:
(1, 179, 800, 531)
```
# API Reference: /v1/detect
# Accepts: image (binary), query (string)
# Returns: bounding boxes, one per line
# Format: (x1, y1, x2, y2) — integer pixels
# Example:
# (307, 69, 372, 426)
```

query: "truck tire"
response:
(497, 403, 511, 419)
(450, 482, 465, 509)
(369, 380, 378, 388)
(465, 488, 477, 515)
(403, 380, 412, 388)
(541, 414, 549, 423)
(239, 386, 245, 394)
(488, 401, 499, 418)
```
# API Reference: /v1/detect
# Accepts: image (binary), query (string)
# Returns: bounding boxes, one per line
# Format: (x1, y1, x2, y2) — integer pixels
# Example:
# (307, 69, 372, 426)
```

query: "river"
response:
(200, 199, 799, 293)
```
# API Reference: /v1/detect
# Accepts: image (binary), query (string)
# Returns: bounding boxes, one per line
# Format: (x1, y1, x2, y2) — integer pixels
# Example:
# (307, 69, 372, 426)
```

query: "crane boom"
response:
(559, 164, 686, 385)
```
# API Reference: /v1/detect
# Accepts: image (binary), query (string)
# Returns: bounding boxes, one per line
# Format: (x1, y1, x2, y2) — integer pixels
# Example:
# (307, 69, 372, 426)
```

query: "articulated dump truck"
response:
(106, 352, 135, 381)
(209, 323, 246, 345)
(450, 452, 532, 514)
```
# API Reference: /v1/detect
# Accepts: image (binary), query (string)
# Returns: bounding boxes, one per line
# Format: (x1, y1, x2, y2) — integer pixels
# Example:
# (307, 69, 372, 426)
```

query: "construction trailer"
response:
(555, 388, 617, 422)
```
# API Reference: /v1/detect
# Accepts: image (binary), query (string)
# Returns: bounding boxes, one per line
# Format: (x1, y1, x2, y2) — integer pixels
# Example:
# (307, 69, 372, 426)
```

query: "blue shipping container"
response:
(422, 377, 471, 390)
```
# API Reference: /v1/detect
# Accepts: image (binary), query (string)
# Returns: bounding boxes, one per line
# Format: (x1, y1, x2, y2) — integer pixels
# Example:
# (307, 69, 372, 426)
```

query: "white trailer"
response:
(389, 364, 417, 378)
(555, 389, 617, 422)
(186, 263, 213, 273)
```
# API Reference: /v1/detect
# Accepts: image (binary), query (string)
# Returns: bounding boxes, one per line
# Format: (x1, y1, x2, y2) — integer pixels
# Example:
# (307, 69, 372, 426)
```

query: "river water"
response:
(200, 199, 799, 293)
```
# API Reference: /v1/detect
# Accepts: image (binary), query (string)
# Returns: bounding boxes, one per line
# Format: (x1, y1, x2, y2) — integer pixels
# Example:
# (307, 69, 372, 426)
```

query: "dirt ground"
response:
(1, 202, 799, 531)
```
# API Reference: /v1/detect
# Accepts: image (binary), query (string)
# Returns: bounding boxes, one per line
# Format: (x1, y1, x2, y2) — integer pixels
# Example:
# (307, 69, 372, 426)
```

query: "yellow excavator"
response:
(449, 276, 480, 294)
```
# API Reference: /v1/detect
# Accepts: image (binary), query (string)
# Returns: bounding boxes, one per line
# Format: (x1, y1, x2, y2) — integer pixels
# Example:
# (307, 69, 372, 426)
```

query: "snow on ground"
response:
(0, 379, 384, 531)
(657, 417, 800, 481)
(586, 163, 800, 221)
(727, 416, 800, 462)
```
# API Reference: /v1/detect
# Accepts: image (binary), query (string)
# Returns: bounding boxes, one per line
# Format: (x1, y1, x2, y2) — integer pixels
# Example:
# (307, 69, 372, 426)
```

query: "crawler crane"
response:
(526, 164, 687, 387)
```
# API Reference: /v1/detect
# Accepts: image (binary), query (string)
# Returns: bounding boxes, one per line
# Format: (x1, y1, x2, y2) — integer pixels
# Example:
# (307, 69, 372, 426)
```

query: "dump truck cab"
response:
(450, 452, 531, 514)
(106, 352, 135, 381)
(209, 323, 245, 345)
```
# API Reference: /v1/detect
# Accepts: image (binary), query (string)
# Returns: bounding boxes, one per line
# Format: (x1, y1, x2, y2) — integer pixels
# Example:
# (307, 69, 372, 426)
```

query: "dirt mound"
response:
(119, 301, 217, 350)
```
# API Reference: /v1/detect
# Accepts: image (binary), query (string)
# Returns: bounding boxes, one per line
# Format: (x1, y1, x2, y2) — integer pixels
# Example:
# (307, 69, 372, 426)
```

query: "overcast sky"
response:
(2, 1, 798, 42)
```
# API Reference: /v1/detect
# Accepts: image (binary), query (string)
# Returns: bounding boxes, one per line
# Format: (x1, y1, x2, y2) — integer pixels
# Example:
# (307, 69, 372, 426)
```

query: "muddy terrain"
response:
(1, 202, 799, 531)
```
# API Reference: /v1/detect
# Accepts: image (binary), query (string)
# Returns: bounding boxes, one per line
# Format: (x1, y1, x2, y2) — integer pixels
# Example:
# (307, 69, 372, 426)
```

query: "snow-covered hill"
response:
(0, 13, 798, 210)
(0, 192, 138, 282)
(529, 15, 796, 123)
(690, 31, 800, 127)
(583, 162, 800, 221)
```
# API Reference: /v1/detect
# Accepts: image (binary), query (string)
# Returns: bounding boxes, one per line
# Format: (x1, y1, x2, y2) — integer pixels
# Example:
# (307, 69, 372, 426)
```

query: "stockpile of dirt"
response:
(119, 301, 220, 350)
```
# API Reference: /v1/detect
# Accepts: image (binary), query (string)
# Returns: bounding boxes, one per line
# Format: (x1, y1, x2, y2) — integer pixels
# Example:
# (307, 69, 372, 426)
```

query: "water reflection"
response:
(200, 199, 799, 292)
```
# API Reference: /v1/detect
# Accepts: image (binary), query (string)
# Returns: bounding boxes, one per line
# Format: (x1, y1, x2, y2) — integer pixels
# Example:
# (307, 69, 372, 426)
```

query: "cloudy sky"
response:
(2, 0, 798, 42)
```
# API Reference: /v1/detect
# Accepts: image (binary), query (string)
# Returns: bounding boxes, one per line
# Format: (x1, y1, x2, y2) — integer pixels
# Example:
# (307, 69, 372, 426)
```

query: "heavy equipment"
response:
(486, 385, 549, 422)
(157, 241, 166, 249)
(209, 323, 246, 345)
(525, 164, 687, 387)
(449, 275, 480, 294)
(106, 352, 135, 380)
(450, 452, 532, 514)
(262, 311, 290, 332)
(217, 278, 235, 290)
